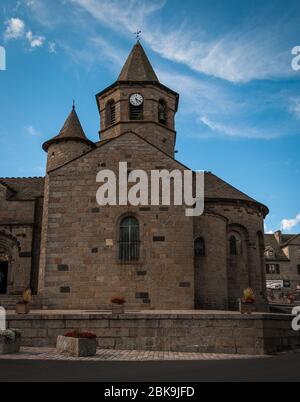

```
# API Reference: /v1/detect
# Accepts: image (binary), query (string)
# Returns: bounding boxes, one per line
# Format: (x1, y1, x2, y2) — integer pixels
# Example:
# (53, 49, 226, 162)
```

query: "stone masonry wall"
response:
(97, 84, 177, 156)
(206, 202, 267, 310)
(194, 212, 228, 310)
(46, 141, 93, 173)
(7, 312, 300, 355)
(39, 132, 194, 310)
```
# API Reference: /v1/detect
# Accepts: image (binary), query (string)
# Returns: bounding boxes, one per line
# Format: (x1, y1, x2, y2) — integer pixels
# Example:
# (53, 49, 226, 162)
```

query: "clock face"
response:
(130, 93, 144, 106)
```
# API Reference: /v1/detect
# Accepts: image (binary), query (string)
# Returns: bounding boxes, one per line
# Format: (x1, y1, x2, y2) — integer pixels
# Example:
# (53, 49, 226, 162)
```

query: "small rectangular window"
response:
(153, 236, 165, 242)
(266, 264, 280, 274)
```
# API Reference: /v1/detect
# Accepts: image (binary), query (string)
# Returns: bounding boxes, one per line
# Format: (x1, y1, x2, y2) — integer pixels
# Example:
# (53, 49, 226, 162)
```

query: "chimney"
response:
(274, 230, 282, 245)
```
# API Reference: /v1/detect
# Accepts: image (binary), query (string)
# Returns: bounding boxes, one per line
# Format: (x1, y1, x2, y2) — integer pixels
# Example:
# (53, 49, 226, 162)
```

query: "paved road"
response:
(0, 353, 300, 382)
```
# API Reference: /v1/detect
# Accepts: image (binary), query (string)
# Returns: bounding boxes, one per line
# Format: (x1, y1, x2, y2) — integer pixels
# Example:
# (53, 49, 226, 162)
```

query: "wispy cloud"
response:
(61, 36, 125, 71)
(3, 15, 46, 49)
(289, 98, 300, 119)
(25, 125, 41, 136)
(24, 0, 300, 84)
(4, 18, 25, 40)
(48, 42, 57, 53)
(26, 30, 45, 48)
(281, 212, 300, 231)
(71, 0, 166, 33)
(19, 0, 300, 140)
(146, 23, 292, 83)
(158, 69, 284, 139)
(199, 116, 277, 140)
(71, 0, 296, 83)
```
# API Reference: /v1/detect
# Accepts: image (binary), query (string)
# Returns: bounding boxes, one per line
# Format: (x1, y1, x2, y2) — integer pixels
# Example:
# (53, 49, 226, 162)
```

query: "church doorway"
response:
(0, 261, 8, 294)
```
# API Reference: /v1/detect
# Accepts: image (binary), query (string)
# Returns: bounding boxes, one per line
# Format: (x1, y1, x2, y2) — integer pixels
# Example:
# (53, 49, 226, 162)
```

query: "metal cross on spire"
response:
(134, 30, 142, 41)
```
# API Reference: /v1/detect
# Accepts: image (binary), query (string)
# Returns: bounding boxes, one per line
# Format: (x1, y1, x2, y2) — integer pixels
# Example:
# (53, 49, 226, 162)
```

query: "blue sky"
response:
(0, 0, 299, 234)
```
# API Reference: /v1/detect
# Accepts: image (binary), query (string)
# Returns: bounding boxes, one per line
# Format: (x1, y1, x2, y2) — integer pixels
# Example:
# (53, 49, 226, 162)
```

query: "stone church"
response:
(0, 42, 269, 311)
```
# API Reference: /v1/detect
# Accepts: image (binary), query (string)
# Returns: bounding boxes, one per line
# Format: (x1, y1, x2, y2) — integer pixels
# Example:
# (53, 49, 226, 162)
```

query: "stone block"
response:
(0, 338, 21, 355)
(8, 320, 32, 329)
(56, 335, 97, 357)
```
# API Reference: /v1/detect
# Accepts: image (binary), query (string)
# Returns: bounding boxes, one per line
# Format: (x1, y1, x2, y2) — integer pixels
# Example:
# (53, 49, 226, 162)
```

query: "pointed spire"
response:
(43, 103, 94, 151)
(56, 104, 87, 140)
(118, 42, 159, 82)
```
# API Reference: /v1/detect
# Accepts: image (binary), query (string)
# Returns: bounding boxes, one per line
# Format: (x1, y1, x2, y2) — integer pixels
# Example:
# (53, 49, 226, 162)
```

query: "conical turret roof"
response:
(56, 106, 87, 140)
(43, 104, 94, 151)
(118, 41, 159, 82)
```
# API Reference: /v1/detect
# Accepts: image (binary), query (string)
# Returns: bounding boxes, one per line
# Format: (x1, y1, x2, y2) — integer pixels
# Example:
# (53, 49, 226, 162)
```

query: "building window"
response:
(129, 103, 143, 121)
(106, 100, 116, 126)
(158, 99, 167, 125)
(194, 238, 205, 257)
(266, 264, 280, 274)
(229, 235, 238, 256)
(0, 260, 8, 295)
(119, 217, 140, 262)
(266, 248, 275, 258)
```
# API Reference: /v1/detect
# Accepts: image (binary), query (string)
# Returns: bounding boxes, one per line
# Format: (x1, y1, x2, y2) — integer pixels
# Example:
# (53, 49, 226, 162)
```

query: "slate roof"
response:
(281, 234, 300, 247)
(204, 172, 258, 203)
(43, 106, 95, 151)
(264, 234, 290, 261)
(0, 177, 44, 200)
(118, 41, 159, 82)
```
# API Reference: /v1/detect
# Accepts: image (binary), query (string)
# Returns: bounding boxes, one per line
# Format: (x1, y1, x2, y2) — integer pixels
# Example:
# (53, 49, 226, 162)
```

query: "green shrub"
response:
(0, 329, 21, 343)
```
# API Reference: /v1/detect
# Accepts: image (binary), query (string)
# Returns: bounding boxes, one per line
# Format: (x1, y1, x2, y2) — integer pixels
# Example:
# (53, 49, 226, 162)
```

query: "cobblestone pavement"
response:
(0, 347, 268, 361)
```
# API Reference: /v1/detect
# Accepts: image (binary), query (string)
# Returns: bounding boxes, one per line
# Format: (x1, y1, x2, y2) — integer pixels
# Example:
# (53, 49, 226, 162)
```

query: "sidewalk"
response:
(0, 347, 268, 361)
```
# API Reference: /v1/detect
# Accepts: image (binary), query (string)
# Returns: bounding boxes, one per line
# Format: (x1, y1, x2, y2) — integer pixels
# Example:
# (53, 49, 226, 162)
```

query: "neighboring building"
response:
(0, 42, 269, 311)
(265, 231, 300, 301)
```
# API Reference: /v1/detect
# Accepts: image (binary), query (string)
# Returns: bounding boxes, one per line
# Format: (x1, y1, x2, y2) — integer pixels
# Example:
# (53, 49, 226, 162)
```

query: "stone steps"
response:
(0, 295, 43, 310)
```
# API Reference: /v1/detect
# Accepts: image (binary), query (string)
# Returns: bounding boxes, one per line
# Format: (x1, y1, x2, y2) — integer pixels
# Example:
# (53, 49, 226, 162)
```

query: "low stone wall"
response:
(6, 311, 300, 355)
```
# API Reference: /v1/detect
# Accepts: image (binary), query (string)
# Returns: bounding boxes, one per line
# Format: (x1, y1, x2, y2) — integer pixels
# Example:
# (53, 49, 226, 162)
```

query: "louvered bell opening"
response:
(110, 103, 116, 125)
(106, 101, 116, 127)
(119, 217, 140, 263)
(158, 100, 167, 125)
(130, 104, 143, 121)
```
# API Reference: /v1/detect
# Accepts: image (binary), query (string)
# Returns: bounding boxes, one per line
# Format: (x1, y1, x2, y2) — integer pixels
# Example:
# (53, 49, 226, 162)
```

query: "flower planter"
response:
(56, 335, 97, 357)
(112, 304, 125, 314)
(0, 330, 21, 355)
(239, 300, 256, 315)
(15, 303, 30, 315)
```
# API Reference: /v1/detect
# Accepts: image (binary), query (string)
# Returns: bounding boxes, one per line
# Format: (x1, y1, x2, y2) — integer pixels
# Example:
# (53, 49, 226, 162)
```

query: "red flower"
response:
(111, 296, 126, 305)
(64, 330, 96, 339)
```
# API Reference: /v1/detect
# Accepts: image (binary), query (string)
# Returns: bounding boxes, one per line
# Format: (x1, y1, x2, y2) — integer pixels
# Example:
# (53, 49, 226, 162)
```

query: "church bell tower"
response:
(96, 41, 179, 157)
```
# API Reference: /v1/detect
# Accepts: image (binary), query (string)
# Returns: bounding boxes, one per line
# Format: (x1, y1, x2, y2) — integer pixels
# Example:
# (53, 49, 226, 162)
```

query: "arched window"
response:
(119, 217, 140, 262)
(229, 235, 238, 256)
(0, 259, 8, 294)
(106, 100, 116, 126)
(158, 99, 167, 125)
(129, 102, 143, 121)
(194, 238, 205, 257)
